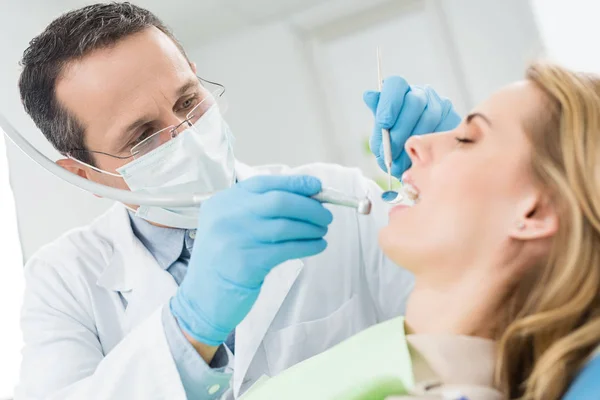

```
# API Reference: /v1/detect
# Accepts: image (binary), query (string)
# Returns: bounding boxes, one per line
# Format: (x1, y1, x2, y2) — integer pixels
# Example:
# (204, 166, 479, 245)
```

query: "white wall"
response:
(530, 0, 600, 72)
(3, 0, 543, 260)
(1, 3, 113, 262)
(0, 135, 24, 399)
(440, 0, 543, 104)
(187, 21, 335, 168)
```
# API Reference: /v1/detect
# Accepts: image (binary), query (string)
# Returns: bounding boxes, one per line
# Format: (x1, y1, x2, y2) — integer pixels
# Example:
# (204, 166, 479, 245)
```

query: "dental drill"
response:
(312, 188, 372, 215)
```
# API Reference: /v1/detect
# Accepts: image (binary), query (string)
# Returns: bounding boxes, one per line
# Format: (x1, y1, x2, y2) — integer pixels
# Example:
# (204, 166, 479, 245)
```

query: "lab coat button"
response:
(208, 384, 220, 394)
(189, 230, 196, 239)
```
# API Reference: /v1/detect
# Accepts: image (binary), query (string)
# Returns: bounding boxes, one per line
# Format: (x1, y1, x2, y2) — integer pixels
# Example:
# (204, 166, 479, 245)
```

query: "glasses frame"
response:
(68, 76, 225, 163)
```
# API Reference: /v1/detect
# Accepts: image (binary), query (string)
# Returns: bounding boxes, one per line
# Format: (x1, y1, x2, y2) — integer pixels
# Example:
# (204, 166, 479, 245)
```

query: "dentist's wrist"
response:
(180, 328, 219, 364)
(169, 295, 225, 363)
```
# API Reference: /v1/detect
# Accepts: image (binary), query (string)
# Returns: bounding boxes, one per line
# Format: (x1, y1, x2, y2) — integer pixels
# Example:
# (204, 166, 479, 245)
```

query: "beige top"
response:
(386, 334, 503, 400)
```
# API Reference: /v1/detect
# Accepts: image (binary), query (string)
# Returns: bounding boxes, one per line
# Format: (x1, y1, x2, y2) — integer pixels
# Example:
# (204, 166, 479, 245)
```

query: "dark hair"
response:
(19, 2, 187, 165)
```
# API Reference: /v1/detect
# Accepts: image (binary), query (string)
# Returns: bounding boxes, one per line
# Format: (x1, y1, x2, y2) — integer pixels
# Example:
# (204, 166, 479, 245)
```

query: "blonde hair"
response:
(495, 62, 600, 399)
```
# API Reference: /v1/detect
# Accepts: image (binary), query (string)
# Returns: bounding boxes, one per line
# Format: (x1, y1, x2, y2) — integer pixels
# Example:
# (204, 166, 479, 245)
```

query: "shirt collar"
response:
(407, 333, 496, 389)
(128, 211, 189, 271)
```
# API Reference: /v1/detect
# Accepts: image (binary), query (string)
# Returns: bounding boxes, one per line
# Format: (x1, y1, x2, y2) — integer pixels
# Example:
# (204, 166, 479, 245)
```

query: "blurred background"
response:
(0, 0, 598, 397)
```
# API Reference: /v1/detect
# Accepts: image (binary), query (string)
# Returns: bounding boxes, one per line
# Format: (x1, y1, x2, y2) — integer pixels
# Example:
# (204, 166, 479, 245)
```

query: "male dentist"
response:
(15, 3, 460, 399)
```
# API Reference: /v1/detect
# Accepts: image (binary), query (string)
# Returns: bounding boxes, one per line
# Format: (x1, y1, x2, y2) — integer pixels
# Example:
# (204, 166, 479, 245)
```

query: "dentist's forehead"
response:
(56, 27, 194, 130)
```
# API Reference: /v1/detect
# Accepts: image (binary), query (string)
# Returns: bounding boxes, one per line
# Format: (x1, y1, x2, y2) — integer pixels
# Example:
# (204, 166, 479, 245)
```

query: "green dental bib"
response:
(241, 317, 414, 400)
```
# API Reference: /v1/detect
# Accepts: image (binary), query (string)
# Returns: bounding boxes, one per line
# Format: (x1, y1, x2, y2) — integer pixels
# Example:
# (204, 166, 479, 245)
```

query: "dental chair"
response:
(563, 348, 600, 399)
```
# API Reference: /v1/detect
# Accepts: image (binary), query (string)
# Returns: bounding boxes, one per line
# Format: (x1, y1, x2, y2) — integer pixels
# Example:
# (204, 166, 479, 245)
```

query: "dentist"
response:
(15, 3, 460, 400)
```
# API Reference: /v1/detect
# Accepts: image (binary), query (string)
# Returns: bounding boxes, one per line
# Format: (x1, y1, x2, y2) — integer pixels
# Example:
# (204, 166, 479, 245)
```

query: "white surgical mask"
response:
(116, 105, 235, 228)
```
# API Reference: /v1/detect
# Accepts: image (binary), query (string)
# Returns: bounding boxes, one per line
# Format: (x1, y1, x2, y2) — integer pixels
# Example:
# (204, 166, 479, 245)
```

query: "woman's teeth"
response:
(401, 183, 420, 204)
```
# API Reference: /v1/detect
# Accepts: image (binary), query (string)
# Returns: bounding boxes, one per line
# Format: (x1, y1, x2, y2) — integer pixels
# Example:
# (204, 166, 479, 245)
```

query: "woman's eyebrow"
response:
(466, 112, 492, 127)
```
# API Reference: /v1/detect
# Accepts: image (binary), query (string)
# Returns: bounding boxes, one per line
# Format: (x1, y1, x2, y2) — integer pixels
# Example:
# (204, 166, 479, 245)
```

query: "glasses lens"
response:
(130, 126, 175, 159)
(129, 87, 227, 159)
(186, 89, 227, 126)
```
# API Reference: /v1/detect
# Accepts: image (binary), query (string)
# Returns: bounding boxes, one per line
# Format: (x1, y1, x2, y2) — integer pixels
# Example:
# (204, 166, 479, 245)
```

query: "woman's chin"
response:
(378, 227, 418, 272)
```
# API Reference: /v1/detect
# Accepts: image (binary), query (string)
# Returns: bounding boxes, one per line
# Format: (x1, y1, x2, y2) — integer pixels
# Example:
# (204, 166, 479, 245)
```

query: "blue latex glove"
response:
(364, 76, 462, 177)
(170, 175, 333, 346)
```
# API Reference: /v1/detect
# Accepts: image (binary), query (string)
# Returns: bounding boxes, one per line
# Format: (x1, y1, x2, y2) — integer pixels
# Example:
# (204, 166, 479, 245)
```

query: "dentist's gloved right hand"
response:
(170, 175, 333, 347)
(364, 77, 462, 178)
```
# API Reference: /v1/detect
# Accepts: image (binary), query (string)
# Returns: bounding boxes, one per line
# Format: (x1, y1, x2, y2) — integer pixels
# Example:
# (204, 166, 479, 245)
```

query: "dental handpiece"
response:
(312, 188, 372, 215)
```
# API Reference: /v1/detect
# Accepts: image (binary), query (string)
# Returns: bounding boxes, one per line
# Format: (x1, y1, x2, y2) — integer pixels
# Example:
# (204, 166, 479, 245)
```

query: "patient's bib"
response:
(241, 317, 414, 400)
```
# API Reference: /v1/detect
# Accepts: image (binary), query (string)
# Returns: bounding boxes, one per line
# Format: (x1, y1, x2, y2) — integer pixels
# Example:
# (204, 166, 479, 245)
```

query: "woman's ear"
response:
(510, 196, 558, 240)
(190, 62, 197, 75)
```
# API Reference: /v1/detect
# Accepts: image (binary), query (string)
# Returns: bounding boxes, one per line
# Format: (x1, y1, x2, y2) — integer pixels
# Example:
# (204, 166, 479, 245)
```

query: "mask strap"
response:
(67, 154, 123, 178)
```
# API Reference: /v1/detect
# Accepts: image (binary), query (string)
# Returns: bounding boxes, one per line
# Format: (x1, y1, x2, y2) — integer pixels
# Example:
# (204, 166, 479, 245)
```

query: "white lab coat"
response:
(15, 162, 414, 400)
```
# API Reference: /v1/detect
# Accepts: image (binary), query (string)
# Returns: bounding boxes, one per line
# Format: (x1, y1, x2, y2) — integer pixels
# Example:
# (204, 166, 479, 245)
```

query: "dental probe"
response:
(312, 188, 372, 215)
(377, 46, 393, 192)
(377, 47, 403, 205)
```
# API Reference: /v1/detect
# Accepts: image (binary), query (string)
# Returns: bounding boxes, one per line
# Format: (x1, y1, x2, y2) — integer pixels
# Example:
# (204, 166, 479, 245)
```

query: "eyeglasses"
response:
(69, 77, 226, 162)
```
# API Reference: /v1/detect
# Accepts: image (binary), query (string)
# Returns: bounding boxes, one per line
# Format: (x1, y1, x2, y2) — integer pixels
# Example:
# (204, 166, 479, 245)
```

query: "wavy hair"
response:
(496, 62, 600, 399)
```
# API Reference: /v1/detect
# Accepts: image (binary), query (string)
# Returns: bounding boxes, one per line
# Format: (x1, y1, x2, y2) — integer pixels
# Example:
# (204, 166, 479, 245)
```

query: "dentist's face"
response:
(55, 27, 208, 190)
(379, 82, 545, 278)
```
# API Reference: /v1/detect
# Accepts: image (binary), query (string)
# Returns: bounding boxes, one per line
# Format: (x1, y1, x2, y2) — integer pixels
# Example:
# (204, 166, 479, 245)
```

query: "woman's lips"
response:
(401, 173, 421, 195)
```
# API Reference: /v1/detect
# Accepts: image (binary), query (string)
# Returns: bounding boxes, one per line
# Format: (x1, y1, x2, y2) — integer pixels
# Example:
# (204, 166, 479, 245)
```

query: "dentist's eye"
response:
(131, 129, 154, 147)
(179, 96, 199, 111)
(455, 137, 474, 144)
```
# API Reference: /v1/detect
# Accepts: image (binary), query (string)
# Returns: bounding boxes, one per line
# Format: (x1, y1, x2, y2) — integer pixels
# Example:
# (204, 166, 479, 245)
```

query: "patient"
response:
(241, 62, 600, 400)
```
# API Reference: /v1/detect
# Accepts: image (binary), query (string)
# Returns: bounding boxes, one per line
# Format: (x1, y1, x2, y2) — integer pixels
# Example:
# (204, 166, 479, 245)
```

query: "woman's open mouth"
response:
(389, 182, 420, 216)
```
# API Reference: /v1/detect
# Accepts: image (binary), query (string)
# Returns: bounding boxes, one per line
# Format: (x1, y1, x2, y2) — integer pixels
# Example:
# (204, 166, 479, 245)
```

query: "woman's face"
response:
(380, 81, 550, 277)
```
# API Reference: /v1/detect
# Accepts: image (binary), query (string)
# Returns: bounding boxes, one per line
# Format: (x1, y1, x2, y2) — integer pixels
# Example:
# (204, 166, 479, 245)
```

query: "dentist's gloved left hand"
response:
(170, 175, 333, 347)
(364, 77, 462, 178)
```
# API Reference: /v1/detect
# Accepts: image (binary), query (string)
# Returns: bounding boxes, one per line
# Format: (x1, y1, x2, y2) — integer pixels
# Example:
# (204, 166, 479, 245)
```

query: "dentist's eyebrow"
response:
(466, 112, 492, 127)
(116, 116, 154, 151)
(176, 79, 200, 97)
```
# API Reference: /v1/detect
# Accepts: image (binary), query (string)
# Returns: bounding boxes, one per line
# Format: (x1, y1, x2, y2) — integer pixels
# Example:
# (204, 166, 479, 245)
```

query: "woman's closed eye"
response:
(455, 136, 474, 144)
(454, 123, 480, 145)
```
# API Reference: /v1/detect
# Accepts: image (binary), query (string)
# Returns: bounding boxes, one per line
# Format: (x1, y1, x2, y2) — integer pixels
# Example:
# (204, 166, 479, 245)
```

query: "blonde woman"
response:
(241, 62, 600, 400)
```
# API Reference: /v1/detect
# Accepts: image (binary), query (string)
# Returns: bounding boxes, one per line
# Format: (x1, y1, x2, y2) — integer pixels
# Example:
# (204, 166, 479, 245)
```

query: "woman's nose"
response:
(405, 135, 429, 166)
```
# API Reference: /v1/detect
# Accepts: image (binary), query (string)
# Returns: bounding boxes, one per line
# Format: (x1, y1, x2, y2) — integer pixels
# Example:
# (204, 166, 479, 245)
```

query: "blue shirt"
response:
(128, 213, 235, 399)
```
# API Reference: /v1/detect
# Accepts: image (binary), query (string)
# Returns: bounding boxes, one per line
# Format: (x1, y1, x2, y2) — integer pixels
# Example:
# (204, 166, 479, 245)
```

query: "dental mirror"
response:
(376, 47, 402, 205)
(381, 190, 403, 204)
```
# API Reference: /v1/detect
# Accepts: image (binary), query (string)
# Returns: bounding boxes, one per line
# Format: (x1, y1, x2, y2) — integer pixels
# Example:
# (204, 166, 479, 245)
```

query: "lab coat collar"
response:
(96, 204, 178, 331)
(96, 204, 142, 294)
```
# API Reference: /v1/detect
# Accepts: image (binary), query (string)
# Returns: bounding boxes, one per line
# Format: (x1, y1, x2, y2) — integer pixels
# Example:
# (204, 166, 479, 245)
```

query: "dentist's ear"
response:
(56, 158, 102, 198)
(190, 62, 197, 74)
(56, 158, 89, 179)
(509, 196, 558, 240)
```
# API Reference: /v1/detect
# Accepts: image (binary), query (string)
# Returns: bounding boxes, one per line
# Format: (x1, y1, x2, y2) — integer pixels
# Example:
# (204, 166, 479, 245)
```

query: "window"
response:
(0, 134, 24, 399)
